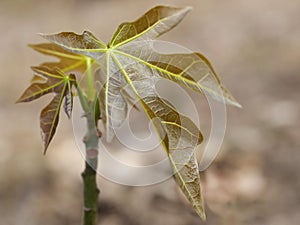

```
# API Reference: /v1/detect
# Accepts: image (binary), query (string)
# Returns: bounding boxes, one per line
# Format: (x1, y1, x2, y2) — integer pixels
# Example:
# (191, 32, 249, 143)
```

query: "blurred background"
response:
(1, 0, 300, 224)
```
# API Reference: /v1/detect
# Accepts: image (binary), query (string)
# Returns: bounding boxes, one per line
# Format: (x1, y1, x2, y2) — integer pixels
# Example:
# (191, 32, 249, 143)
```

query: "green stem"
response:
(82, 108, 100, 225)
(76, 55, 101, 224)
(76, 83, 100, 225)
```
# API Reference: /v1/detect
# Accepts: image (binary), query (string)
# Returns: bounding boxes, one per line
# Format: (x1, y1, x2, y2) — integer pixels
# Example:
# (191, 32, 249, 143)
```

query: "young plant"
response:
(17, 5, 240, 224)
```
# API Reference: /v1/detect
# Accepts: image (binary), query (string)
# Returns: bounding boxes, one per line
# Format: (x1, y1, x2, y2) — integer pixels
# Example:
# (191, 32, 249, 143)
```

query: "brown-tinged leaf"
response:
(17, 66, 76, 153)
(95, 65, 138, 142)
(109, 5, 192, 47)
(40, 31, 107, 59)
(120, 88, 139, 111)
(29, 43, 92, 73)
(144, 96, 206, 220)
(17, 67, 66, 103)
(109, 61, 206, 219)
(40, 93, 62, 153)
(117, 43, 241, 107)
(96, 64, 128, 142)
(148, 52, 240, 107)
(63, 89, 73, 119)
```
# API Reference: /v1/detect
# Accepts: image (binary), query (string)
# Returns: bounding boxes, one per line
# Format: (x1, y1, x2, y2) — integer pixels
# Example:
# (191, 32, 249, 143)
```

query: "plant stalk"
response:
(82, 107, 100, 225)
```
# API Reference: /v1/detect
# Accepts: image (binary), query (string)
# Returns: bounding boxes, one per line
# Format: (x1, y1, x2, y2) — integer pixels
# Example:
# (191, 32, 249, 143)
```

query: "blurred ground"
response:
(0, 0, 300, 225)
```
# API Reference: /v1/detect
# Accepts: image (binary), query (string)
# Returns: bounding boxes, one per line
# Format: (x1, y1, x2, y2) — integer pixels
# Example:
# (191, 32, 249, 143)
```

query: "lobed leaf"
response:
(108, 60, 206, 219)
(17, 66, 76, 153)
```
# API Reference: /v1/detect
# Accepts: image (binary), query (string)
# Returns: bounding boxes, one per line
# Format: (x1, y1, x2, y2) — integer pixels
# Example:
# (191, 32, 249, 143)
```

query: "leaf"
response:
(145, 96, 206, 219)
(29, 43, 92, 73)
(97, 72, 128, 142)
(95, 67, 138, 142)
(112, 62, 206, 219)
(63, 89, 73, 119)
(17, 66, 76, 153)
(120, 88, 139, 111)
(23, 5, 242, 219)
(109, 5, 192, 47)
(116, 42, 241, 107)
(41, 29, 240, 108)
(40, 31, 107, 59)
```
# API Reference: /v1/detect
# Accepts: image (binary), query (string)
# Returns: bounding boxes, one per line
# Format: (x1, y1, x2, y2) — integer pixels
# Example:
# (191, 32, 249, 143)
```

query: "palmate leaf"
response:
(17, 66, 76, 153)
(38, 5, 241, 219)
(18, 42, 95, 152)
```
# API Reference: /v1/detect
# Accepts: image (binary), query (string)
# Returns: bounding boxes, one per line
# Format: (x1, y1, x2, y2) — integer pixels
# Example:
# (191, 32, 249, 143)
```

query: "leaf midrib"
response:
(112, 49, 226, 100)
(111, 53, 201, 213)
(45, 81, 68, 148)
(168, 155, 203, 215)
(32, 47, 84, 61)
(104, 52, 111, 139)
(19, 80, 65, 102)
(110, 9, 184, 48)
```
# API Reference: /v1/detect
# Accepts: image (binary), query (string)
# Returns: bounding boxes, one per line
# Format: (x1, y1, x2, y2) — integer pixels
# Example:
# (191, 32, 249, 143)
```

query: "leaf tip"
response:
(30, 65, 39, 71)
(38, 33, 52, 41)
(172, 5, 193, 18)
(43, 144, 51, 155)
(194, 202, 206, 221)
(42, 133, 50, 155)
(228, 99, 242, 108)
(15, 98, 22, 104)
(41, 134, 49, 155)
(184, 6, 193, 12)
(38, 32, 46, 37)
(234, 102, 243, 108)
(198, 210, 206, 221)
(27, 43, 34, 48)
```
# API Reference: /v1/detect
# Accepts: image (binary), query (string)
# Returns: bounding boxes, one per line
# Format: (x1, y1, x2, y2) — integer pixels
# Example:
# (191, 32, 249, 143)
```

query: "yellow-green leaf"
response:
(109, 5, 191, 47)
(143, 97, 205, 220)
(17, 66, 76, 153)
(17, 67, 66, 102)
(109, 59, 206, 218)
(97, 71, 128, 142)
(116, 44, 241, 107)
(40, 31, 107, 58)
(29, 43, 92, 73)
